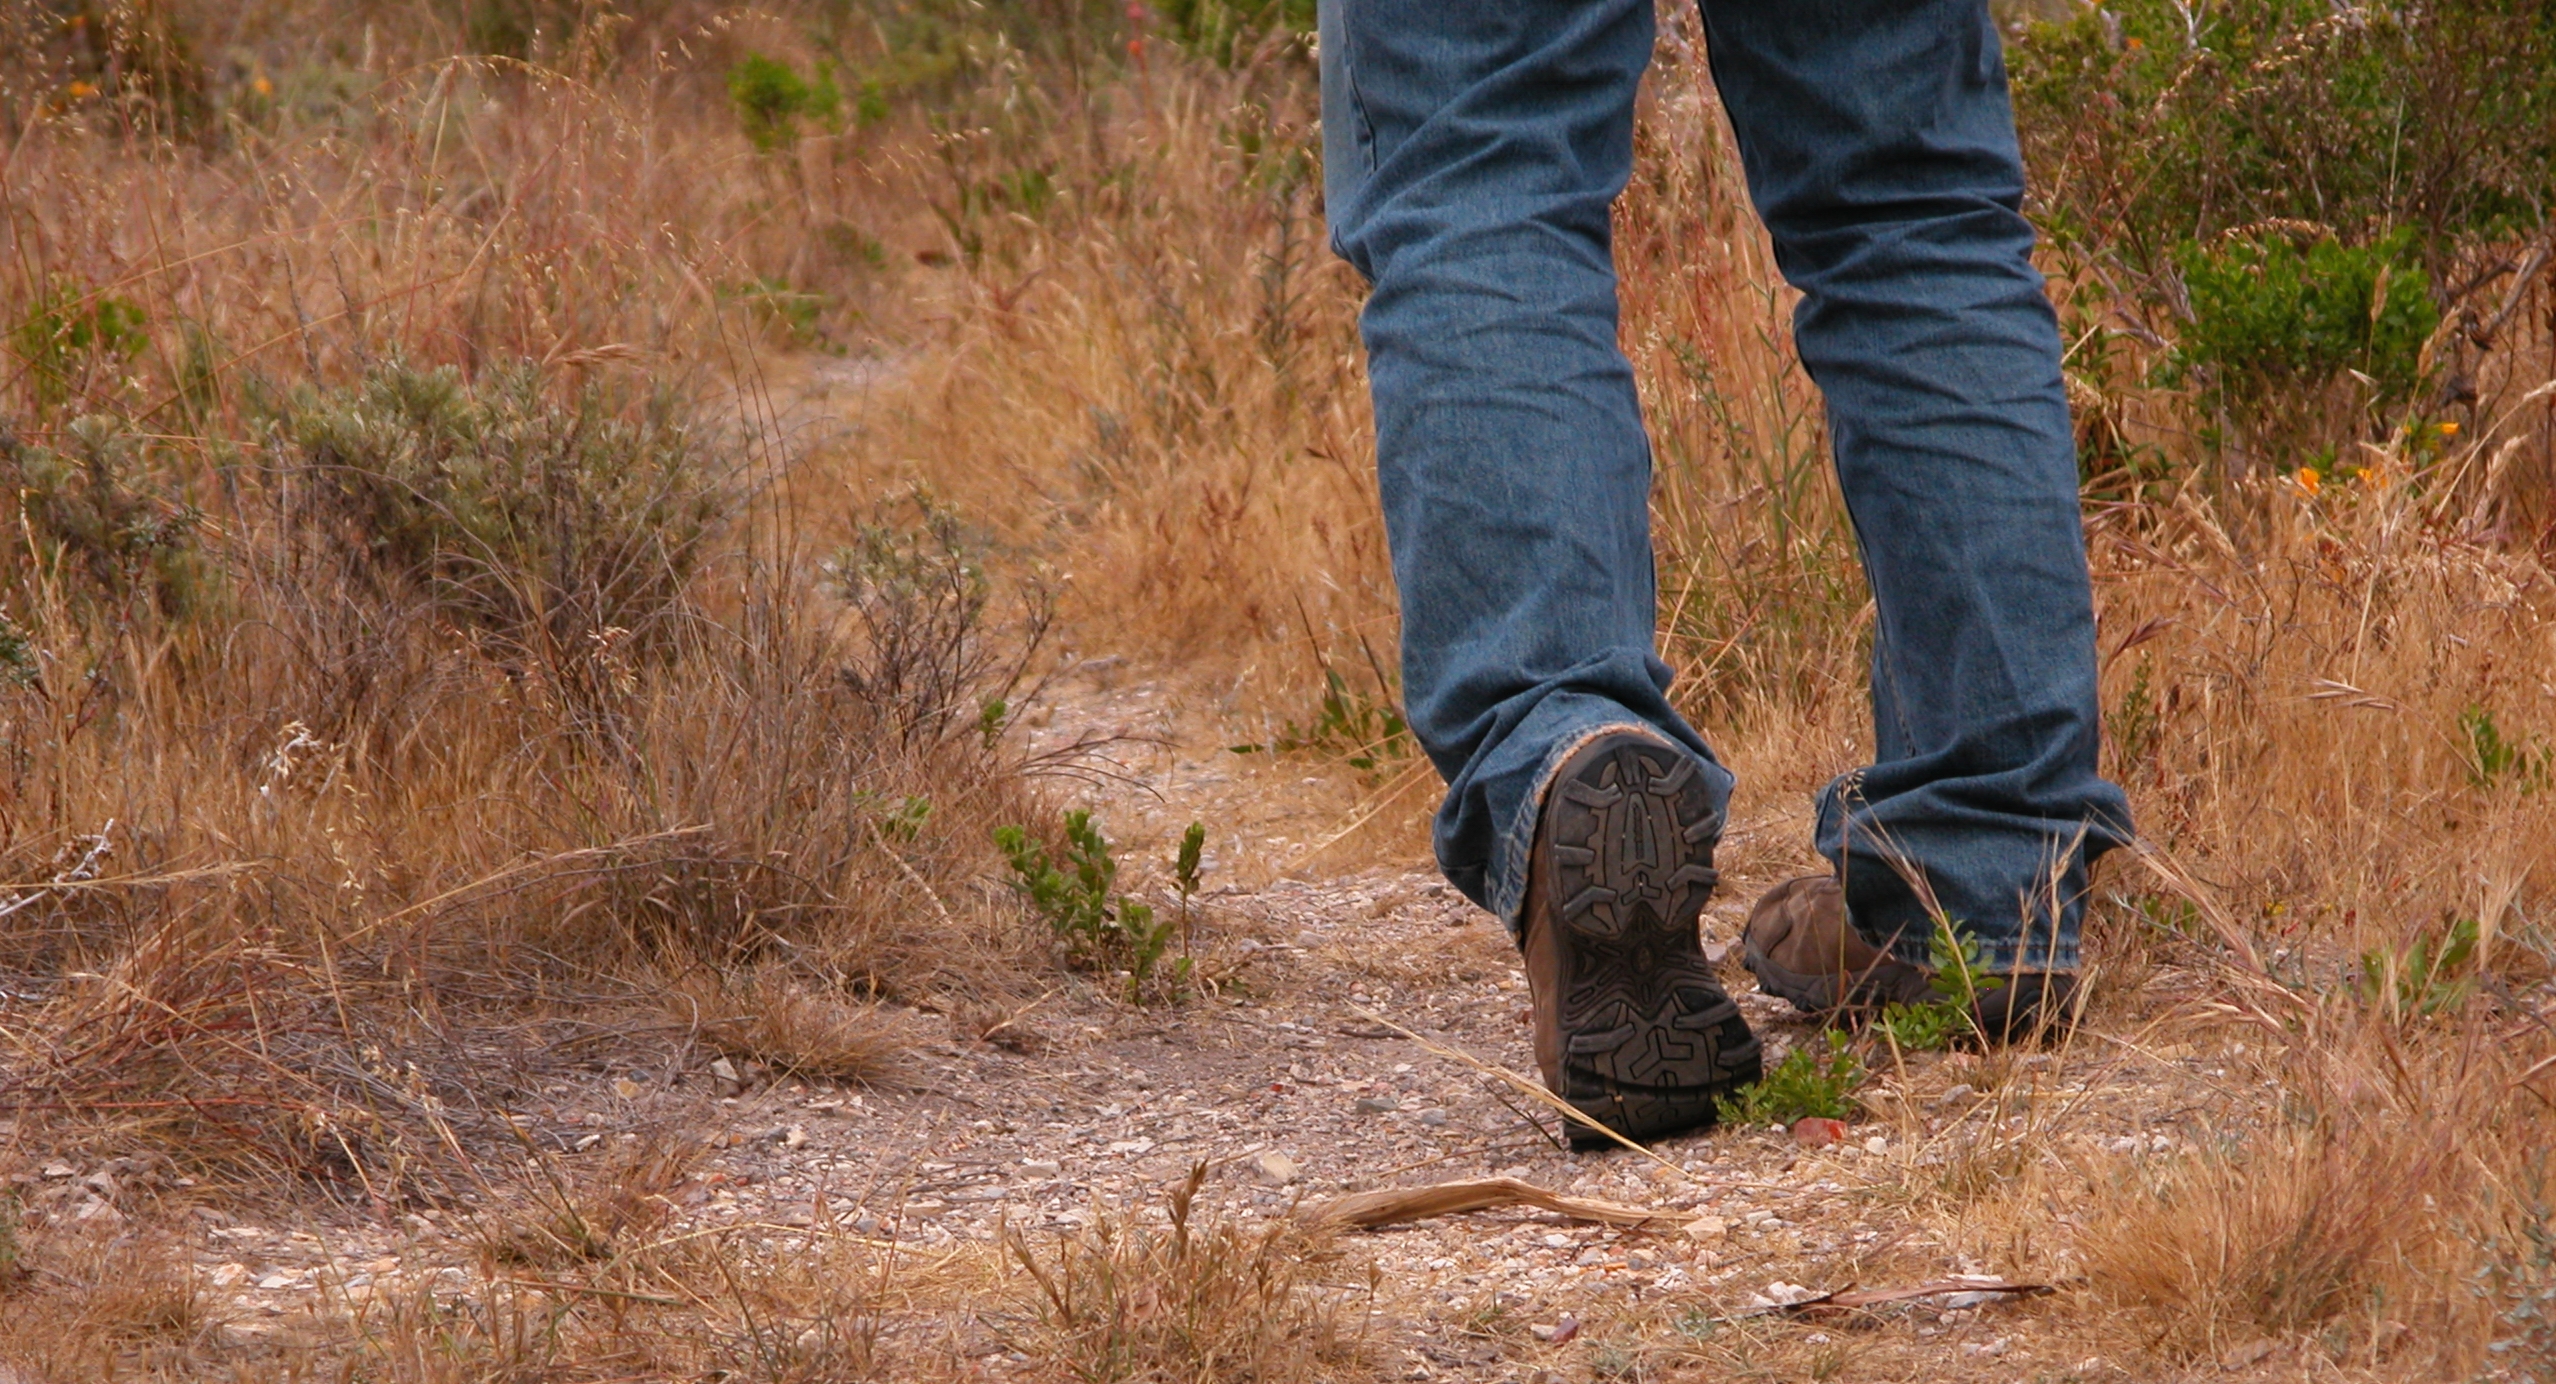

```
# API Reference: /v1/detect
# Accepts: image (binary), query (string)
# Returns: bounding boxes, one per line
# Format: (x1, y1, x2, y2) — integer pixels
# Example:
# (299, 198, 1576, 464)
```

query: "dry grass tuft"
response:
(1000, 1163, 1375, 1383)
(674, 967, 920, 1087)
(0, 1216, 208, 1375)
(2081, 1112, 2466, 1358)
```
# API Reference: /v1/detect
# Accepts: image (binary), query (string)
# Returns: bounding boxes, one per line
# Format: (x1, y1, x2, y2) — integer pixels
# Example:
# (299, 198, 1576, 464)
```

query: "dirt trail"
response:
(118, 360, 2278, 1379)
(636, 669, 2233, 1378)
(160, 662, 2255, 1376)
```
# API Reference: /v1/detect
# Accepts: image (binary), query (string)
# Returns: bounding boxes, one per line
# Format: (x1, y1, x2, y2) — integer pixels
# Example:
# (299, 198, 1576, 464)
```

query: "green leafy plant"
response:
(11, 277, 148, 414)
(726, 276, 831, 347)
(1231, 667, 1411, 771)
(2108, 656, 2163, 776)
(997, 811, 1178, 998)
(276, 361, 722, 663)
(836, 495, 1054, 749)
(1716, 1030, 1863, 1125)
(2359, 914, 2482, 1021)
(1174, 820, 1207, 968)
(1155, 0, 1315, 65)
(871, 794, 932, 844)
(1875, 916, 2005, 1053)
(2166, 231, 2437, 436)
(2011, 0, 2556, 277)
(1, 413, 207, 619)
(727, 52, 839, 151)
(2462, 705, 2551, 792)
(0, 611, 38, 689)
(464, 0, 590, 58)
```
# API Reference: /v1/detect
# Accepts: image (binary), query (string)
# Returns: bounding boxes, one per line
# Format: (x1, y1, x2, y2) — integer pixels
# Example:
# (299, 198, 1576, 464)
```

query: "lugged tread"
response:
(1541, 735, 1759, 1148)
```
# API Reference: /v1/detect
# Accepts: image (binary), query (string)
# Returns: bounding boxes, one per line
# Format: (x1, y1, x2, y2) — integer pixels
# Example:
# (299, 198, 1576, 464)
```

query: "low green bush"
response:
(997, 810, 1180, 998)
(728, 52, 837, 151)
(271, 361, 722, 662)
(1716, 1031, 1863, 1125)
(0, 413, 207, 621)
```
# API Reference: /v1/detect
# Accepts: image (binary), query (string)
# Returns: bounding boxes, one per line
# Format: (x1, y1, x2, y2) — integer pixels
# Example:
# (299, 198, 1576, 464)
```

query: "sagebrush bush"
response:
(0, 413, 207, 621)
(269, 362, 722, 671)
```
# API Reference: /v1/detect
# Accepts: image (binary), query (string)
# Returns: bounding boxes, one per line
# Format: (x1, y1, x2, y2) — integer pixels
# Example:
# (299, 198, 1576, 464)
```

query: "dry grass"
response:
(1000, 1162, 1376, 1383)
(4, 0, 2556, 1378)
(0, 0, 1055, 1197)
(670, 965, 921, 1087)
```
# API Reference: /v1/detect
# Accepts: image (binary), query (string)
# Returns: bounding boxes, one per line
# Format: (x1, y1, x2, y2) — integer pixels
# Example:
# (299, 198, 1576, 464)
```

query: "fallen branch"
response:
(1305, 1176, 1668, 1231)
(1747, 1275, 2053, 1318)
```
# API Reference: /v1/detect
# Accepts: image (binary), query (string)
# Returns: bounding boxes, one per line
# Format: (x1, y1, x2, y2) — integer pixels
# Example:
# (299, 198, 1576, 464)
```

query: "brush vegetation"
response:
(0, 0, 2552, 1376)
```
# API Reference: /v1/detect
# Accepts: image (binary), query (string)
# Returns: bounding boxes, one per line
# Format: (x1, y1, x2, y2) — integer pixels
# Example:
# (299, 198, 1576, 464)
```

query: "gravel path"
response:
(149, 666, 2254, 1380)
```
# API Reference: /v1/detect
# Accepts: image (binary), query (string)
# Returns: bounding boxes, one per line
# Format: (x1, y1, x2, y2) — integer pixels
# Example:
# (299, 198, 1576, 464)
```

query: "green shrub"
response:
(728, 53, 838, 151)
(2462, 705, 2551, 793)
(1229, 662, 1410, 772)
(727, 276, 831, 347)
(2010, 0, 2550, 475)
(0, 612, 35, 689)
(10, 278, 148, 415)
(2011, 0, 2556, 276)
(2166, 231, 2436, 442)
(1716, 1031, 1863, 1125)
(272, 361, 722, 661)
(464, 0, 590, 59)
(837, 495, 1053, 750)
(1874, 916, 2005, 1053)
(996, 810, 1178, 997)
(2359, 914, 2481, 1022)
(0, 413, 206, 620)
(1155, 0, 1315, 65)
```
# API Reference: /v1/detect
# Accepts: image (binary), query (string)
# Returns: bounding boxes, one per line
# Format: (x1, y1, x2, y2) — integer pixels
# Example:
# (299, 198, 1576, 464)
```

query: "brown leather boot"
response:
(1970, 972, 2083, 1043)
(1739, 875, 1935, 1015)
(1521, 730, 1759, 1150)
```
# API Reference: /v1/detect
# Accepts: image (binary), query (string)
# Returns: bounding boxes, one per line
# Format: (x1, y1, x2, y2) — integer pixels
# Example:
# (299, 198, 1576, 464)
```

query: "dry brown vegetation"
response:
(4, 0, 2556, 1378)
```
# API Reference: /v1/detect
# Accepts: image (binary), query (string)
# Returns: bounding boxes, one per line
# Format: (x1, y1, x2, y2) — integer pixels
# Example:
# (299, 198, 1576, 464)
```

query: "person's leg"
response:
(1695, 0, 2133, 974)
(1321, 0, 1732, 934)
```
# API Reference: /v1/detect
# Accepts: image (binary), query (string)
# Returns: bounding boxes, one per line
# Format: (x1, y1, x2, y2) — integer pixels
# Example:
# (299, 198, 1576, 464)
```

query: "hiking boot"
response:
(1740, 875, 1934, 1015)
(1522, 730, 1760, 1150)
(1969, 972, 2083, 1043)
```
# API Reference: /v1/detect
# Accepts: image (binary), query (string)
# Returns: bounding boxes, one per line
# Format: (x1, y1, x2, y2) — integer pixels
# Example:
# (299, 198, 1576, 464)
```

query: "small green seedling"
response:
(2359, 913, 2481, 1021)
(996, 810, 1178, 1001)
(1174, 820, 1207, 969)
(1716, 1030, 1863, 1126)
(1875, 916, 2004, 1053)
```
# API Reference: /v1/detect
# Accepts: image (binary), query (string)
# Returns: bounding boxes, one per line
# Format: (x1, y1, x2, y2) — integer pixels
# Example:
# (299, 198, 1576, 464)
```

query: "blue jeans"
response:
(1321, 0, 2133, 972)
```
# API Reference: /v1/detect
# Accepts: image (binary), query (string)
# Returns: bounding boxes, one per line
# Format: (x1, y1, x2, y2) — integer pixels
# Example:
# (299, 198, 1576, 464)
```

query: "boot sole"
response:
(1544, 735, 1760, 1149)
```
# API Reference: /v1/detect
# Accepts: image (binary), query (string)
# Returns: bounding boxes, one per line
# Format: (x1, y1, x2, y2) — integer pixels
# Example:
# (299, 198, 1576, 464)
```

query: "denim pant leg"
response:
(1321, 0, 1733, 937)
(1696, 0, 2135, 971)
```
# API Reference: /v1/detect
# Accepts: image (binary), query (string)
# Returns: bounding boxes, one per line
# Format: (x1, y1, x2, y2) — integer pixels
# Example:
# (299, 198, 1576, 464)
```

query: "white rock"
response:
(1249, 1150, 1301, 1186)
